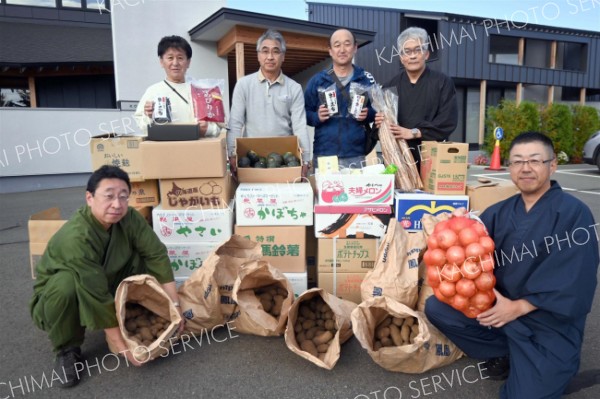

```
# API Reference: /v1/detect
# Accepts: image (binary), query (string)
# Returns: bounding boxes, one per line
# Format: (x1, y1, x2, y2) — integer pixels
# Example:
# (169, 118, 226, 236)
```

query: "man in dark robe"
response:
(375, 26, 458, 167)
(30, 165, 183, 387)
(425, 132, 599, 398)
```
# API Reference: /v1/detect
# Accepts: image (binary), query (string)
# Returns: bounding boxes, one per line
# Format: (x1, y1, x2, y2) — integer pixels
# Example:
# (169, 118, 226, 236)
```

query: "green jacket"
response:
(30, 206, 173, 330)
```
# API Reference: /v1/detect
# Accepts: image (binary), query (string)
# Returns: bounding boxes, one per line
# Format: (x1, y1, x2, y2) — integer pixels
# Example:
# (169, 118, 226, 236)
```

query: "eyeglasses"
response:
(258, 48, 283, 56)
(97, 193, 130, 203)
(507, 159, 554, 168)
(400, 45, 428, 57)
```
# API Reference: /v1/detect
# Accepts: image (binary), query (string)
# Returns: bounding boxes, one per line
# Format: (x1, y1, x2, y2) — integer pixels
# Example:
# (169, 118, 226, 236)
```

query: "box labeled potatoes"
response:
(159, 175, 233, 210)
(90, 134, 145, 182)
(235, 183, 313, 226)
(152, 202, 234, 243)
(394, 191, 469, 231)
(234, 225, 306, 273)
(420, 141, 468, 195)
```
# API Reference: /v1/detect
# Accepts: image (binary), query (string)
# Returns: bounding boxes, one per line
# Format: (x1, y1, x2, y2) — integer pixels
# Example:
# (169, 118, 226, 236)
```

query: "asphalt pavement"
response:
(0, 164, 598, 399)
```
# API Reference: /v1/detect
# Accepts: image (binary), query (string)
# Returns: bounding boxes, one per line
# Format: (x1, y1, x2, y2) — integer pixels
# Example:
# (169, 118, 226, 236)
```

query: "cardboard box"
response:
(306, 225, 317, 287)
(317, 272, 367, 304)
(420, 141, 468, 195)
(152, 202, 234, 243)
(394, 191, 469, 231)
(235, 183, 313, 226)
(90, 134, 145, 182)
(314, 211, 391, 238)
(313, 204, 392, 214)
(159, 175, 233, 210)
(467, 180, 520, 214)
(134, 206, 153, 226)
(141, 136, 227, 179)
(130, 180, 159, 207)
(165, 241, 222, 279)
(28, 208, 67, 279)
(234, 225, 306, 273)
(317, 238, 378, 273)
(315, 173, 394, 205)
(283, 272, 308, 298)
(236, 136, 302, 183)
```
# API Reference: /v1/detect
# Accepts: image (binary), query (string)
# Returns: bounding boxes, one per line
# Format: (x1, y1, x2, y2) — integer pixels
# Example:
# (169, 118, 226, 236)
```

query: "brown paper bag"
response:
(111, 274, 182, 363)
(284, 288, 357, 370)
(361, 219, 426, 308)
(178, 235, 262, 333)
(352, 296, 462, 373)
(230, 260, 294, 336)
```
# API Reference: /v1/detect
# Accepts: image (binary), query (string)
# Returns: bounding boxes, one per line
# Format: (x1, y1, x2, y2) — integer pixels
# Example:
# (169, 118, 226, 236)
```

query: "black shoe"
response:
(482, 356, 510, 381)
(54, 347, 82, 388)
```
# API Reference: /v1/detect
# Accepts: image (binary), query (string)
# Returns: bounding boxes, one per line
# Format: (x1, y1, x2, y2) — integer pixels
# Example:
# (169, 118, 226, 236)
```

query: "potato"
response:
(296, 331, 306, 343)
(392, 317, 404, 326)
(259, 292, 272, 302)
(409, 331, 417, 343)
(373, 340, 383, 351)
(389, 324, 403, 346)
(404, 317, 415, 327)
(305, 326, 319, 340)
(323, 311, 334, 320)
(302, 319, 316, 330)
(318, 353, 327, 362)
(135, 316, 150, 328)
(316, 319, 325, 327)
(401, 324, 411, 342)
(381, 337, 393, 347)
(294, 322, 303, 333)
(300, 306, 316, 320)
(376, 326, 390, 340)
(313, 331, 333, 345)
(260, 298, 273, 312)
(125, 320, 137, 333)
(268, 287, 278, 296)
(276, 287, 288, 296)
(317, 343, 330, 353)
(378, 317, 392, 328)
(139, 327, 153, 341)
(325, 319, 336, 331)
(300, 340, 318, 357)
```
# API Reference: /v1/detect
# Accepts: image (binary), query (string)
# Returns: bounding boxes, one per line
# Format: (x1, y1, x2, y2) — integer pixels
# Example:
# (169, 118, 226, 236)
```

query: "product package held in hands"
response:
(191, 79, 225, 123)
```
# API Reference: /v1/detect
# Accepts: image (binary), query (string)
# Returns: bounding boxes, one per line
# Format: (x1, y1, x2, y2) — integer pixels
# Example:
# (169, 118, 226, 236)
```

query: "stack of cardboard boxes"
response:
(233, 137, 313, 298)
(313, 165, 394, 303)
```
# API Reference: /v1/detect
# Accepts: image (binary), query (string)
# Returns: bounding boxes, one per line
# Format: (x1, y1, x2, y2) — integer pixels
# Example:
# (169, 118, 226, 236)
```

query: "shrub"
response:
(571, 105, 600, 163)
(485, 100, 540, 161)
(540, 103, 573, 159)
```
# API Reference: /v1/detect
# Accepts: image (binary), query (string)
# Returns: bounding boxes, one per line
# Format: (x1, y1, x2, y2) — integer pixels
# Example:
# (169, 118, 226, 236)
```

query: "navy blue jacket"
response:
(304, 65, 376, 158)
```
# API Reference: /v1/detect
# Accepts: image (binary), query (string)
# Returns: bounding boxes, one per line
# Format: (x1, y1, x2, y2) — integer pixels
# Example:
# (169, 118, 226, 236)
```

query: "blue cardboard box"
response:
(394, 191, 469, 231)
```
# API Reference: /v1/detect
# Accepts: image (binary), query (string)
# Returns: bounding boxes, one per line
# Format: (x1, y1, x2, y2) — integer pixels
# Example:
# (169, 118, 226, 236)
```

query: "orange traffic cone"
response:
(485, 139, 505, 171)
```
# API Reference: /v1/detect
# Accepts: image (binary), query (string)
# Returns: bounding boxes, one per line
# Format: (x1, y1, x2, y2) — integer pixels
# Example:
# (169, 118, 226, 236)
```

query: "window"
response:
(6, 0, 57, 6)
(489, 35, 520, 65)
(522, 84, 547, 103)
(0, 78, 30, 107)
(556, 41, 587, 72)
(553, 87, 580, 103)
(524, 39, 551, 68)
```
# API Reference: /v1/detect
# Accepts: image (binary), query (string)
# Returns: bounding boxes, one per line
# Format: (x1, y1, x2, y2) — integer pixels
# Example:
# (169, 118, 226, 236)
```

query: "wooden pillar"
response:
(28, 76, 37, 108)
(479, 80, 487, 145)
(547, 86, 554, 105)
(235, 42, 245, 81)
(516, 83, 523, 105)
(580, 88, 586, 105)
(550, 41, 557, 69)
(518, 38, 525, 66)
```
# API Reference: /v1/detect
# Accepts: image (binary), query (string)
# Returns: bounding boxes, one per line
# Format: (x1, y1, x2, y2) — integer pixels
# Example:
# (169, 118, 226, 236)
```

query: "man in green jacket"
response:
(30, 165, 183, 387)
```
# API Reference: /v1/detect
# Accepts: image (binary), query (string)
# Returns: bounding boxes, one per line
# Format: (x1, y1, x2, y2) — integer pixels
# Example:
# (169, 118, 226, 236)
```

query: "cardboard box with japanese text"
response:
(236, 136, 302, 183)
(315, 174, 394, 205)
(134, 206, 153, 226)
(159, 175, 233, 210)
(90, 134, 145, 182)
(284, 272, 308, 298)
(28, 208, 66, 279)
(130, 180, 159, 207)
(152, 202, 234, 244)
(394, 191, 469, 231)
(420, 141, 468, 195)
(317, 272, 367, 304)
(314, 210, 391, 239)
(317, 238, 378, 273)
(165, 241, 223, 279)
(235, 183, 313, 226)
(467, 180, 520, 214)
(140, 136, 227, 179)
(234, 225, 306, 273)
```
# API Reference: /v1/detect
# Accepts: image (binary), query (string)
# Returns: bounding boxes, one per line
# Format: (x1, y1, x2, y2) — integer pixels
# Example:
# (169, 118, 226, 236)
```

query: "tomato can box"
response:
(315, 174, 394, 205)
(165, 241, 222, 279)
(152, 202, 234, 243)
(394, 191, 469, 232)
(235, 183, 313, 226)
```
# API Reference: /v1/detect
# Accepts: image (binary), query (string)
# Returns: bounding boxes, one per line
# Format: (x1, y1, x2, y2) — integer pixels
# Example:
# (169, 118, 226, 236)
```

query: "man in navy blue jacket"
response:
(304, 28, 376, 169)
(425, 132, 599, 398)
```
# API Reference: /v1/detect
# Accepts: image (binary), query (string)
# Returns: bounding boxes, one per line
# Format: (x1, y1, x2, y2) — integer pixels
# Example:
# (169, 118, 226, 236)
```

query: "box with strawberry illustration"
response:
(315, 174, 394, 205)
(152, 202, 234, 243)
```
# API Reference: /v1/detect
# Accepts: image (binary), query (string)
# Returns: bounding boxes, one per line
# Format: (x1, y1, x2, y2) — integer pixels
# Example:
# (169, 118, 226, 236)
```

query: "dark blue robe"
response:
(426, 181, 599, 398)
